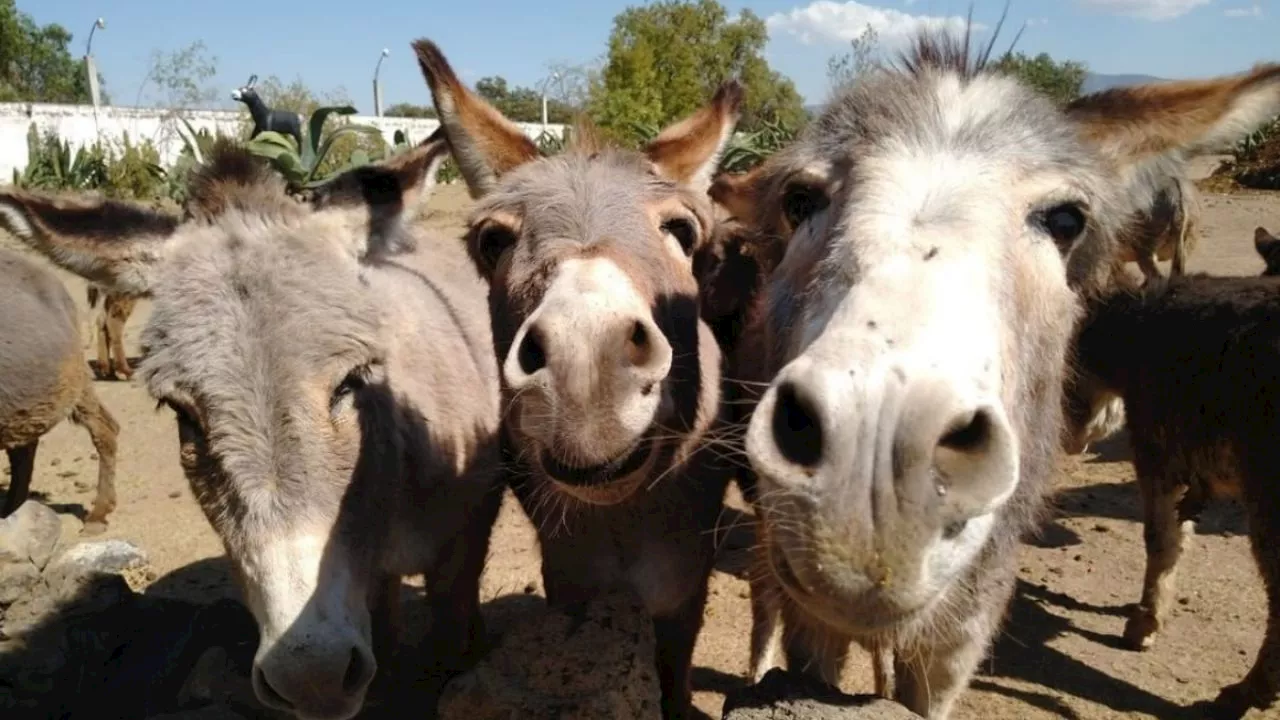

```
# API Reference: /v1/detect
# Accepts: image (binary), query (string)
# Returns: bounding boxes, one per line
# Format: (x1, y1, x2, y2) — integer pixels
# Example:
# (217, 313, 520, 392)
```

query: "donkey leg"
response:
(747, 541, 783, 683)
(94, 311, 112, 380)
(72, 384, 119, 534)
(1123, 469, 1194, 651)
(1210, 494, 1280, 718)
(2, 443, 38, 517)
(653, 580, 710, 720)
(107, 296, 134, 379)
(781, 593, 851, 688)
(1137, 253, 1162, 284)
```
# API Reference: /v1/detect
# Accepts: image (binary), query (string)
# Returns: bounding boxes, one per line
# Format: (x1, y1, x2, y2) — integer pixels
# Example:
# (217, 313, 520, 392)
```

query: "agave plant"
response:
(244, 105, 382, 189)
(11, 124, 109, 191)
(720, 119, 798, 173)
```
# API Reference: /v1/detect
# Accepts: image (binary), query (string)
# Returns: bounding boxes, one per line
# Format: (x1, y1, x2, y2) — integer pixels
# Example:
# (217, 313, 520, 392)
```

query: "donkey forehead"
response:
(806, 72, 1096, 189)
(476, 152, 703, 235)
(142, 227, 381, 394)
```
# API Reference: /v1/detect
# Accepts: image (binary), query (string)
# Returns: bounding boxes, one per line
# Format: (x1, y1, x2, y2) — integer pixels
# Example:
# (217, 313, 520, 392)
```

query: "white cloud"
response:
(1075, 0, 1212, 21)
(1026, 17, 1050, 26)
(1224, 3, 1263, 17)
(766, 1, 978, 46)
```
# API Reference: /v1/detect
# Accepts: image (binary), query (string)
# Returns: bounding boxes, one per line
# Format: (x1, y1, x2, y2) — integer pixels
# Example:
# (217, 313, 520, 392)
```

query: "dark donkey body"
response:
(233, 74, 304, 151)
(0, 135, 502, 720)
(1065, 273, 1280, 718)
(414, 39, 744, 719)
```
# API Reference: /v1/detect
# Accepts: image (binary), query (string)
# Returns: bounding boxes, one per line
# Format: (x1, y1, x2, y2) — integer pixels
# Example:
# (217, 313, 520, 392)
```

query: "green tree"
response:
(135, 40, 219, 109)
(474, 75, 575, 123)
(0, 0, 105, 103)
(589, 0, 806, 144)
(827, 23, 879, 92)
(384, 102, 436, 119)
(992, 52, 1087, 106)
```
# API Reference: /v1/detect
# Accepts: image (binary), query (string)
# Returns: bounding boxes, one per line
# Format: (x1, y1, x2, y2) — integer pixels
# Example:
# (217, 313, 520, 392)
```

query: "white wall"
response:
(0, 102, 566, 180)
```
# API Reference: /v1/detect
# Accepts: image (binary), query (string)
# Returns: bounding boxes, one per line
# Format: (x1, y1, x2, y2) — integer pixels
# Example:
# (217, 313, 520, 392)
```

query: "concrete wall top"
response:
(0, 102, 566, 181)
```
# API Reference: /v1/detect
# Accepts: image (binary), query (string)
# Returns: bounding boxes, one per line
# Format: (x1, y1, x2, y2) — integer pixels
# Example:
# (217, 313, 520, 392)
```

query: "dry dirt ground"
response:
(4, 156, 1279, 719)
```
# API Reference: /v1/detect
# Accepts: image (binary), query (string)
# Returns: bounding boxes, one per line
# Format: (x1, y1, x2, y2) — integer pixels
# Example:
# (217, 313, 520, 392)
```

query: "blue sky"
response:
(29, 0, 1278, 111)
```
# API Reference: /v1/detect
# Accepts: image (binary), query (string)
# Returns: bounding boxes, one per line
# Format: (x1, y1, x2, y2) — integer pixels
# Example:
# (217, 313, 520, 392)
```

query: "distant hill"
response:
(1081, 71, 1168, 94)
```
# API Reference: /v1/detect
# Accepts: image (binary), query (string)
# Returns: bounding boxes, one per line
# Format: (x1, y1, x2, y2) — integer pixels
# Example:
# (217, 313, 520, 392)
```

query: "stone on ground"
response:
(722, 668, 922, 720)
(438, 587, 662, 720)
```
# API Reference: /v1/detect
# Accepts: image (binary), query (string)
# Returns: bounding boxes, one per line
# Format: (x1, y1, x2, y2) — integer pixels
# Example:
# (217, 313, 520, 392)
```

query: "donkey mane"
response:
(184, 138, 300, 224)
(888, 5, 1017, 82)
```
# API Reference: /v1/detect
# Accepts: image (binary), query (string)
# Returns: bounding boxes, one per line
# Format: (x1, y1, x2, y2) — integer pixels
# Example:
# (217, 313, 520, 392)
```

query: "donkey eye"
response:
(1042, 204, 1087, 247)
(473, 223, 519, 273)
(661, 217, 699, 256)
(331, 365, 371, 409)
(782, 184, 829, 229)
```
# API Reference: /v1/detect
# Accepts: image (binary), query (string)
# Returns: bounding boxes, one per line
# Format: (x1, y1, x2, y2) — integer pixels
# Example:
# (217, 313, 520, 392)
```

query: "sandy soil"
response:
(5, 155, 1280, 719)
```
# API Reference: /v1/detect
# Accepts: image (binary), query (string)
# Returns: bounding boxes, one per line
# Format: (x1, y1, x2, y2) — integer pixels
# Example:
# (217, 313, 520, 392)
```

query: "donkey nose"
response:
(253, 639, 376, 720)
(757, 362, 1017, 515)
(504, 309, 672, 394)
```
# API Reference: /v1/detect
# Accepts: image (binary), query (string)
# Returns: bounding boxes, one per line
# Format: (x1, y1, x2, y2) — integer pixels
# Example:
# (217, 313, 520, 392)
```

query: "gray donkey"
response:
(0, 132, 503, 720)
(708, 21, 1280, 720)
(0, 246, 119, 532)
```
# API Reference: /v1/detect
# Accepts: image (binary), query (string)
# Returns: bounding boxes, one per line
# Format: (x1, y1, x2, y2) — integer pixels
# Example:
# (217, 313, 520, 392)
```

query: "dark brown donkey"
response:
(1064, 272, 1280, 718)
(0, 135, 502, 720)
(414, 39, 742, 719)
(708, 24, 1280, 720)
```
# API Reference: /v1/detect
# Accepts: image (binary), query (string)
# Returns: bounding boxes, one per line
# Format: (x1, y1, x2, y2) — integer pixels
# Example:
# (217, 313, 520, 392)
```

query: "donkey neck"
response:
(240, 94, 270, 125)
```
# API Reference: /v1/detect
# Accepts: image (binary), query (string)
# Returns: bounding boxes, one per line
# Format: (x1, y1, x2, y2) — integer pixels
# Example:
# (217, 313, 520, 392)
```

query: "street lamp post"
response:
(540, 71, 561, 131)
(373, 48, 389, 116)
(85, 17, 105, 108)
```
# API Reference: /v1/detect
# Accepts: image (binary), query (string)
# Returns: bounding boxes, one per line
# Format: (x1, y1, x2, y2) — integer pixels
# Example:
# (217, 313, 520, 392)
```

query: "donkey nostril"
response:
(254, 667, 293, 709)
(517, 327, 547, 376)
(771, 381, 823, 467)
(342, 646, 370, 694)
(631, 320, 648, 350)
(938, 408, 992, 453)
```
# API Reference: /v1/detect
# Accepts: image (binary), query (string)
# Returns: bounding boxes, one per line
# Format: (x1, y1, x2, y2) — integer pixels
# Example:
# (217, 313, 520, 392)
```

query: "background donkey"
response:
(232, 74, 303, 151)
(0, 133, 503, 720)
(707, 22, 1280, 720)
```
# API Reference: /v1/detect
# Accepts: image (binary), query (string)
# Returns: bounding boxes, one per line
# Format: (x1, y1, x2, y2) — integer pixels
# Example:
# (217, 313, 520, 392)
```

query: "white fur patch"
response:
(239, 529, 354, 651)
(0, 201, 35, 240)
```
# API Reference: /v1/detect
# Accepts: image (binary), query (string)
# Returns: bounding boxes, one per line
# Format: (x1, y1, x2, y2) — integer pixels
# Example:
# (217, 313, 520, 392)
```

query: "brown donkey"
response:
(1063, 272, 1280, 718)
(86, 284, 139, 380)
(415, 39, 742, 719)
(0, 135, 503, 720)
(0, 247, 119, 532)
(708, 24, 1280, 719)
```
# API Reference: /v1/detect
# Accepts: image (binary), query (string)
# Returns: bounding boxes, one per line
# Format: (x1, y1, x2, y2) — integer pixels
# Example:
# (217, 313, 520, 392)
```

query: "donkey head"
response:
(416, 38, 741, 505)
(0, 137, 449, 720)
(711, 28, 1280, 638)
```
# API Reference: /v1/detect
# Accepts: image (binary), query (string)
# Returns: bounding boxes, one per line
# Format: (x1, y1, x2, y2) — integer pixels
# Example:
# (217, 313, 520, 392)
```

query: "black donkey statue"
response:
(231, 74, 303, 150)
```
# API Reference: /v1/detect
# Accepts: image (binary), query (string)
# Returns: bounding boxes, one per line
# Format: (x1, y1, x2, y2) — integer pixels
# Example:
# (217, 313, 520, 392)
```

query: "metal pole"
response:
(373, 48, 389, 116)
(85, 18, 105, 108)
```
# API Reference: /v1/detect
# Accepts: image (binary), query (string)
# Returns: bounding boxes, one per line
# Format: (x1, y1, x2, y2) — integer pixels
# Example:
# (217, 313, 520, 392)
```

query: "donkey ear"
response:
(0, 190, 180, 295)
(309, 126, 452, 258)
(708, 164, 767, 225)
(645, 80, 744, 194)
(412, 39, 539, 199)
(1067, 64, 1280, 166)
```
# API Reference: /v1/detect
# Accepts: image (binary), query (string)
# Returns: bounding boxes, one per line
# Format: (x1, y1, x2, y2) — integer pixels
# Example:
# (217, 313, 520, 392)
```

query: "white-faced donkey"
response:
(0, 134, 504, 720)
(414, 38, 744, 720)
(706, 23, 1280, 720)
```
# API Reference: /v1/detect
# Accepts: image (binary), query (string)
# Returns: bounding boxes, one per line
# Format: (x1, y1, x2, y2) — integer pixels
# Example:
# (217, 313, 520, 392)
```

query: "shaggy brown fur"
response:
(1065, 272, 1280, 718)
(416, 37, 743, 720)
(1, 248, 119, 532)
(0, 134, 498, 720)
